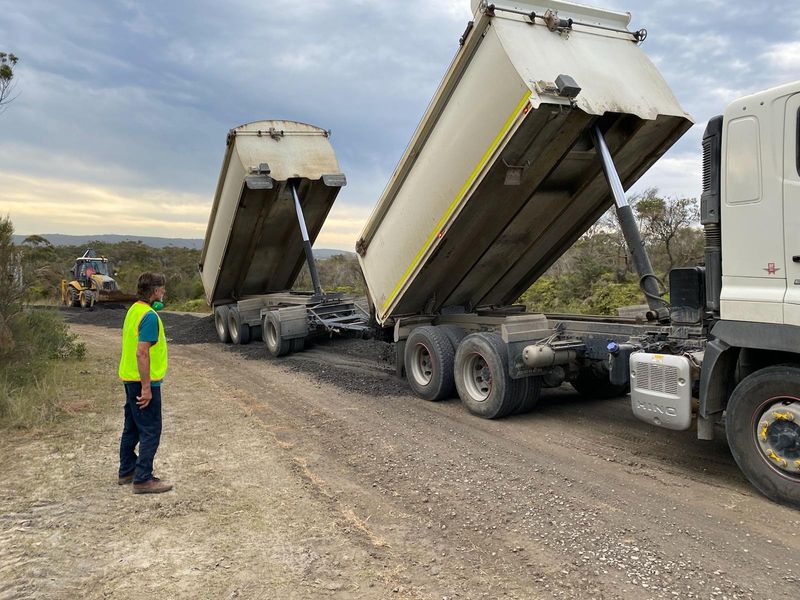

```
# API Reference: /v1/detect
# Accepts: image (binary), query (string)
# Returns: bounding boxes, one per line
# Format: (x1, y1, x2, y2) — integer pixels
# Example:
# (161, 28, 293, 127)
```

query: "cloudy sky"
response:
(1, 0, 798, 249)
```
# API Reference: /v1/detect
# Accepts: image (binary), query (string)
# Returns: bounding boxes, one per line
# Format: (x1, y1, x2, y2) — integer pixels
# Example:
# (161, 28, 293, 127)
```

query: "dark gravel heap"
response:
(61, 306, 217, 345)
(62, 305, 406, 397)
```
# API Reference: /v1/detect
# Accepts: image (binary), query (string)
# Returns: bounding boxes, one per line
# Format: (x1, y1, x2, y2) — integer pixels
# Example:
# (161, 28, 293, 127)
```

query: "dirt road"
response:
(2, 308, 799, 599)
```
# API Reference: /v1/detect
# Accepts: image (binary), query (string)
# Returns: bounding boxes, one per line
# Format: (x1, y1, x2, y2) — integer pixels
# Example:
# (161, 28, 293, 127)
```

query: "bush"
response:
(0, 217, 86, 428)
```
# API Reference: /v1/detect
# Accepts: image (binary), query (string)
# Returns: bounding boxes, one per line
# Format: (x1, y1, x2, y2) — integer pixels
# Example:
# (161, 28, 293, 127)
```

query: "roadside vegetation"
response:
(16, 188, 702, 317)
(0, 217, 85, 428)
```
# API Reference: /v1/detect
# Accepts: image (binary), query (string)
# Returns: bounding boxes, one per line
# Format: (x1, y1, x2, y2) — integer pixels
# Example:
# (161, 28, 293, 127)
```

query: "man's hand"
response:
(136, 386, 152, 409)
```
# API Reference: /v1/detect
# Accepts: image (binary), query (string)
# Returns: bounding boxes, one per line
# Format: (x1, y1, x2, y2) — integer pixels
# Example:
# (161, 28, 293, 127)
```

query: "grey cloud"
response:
(1, 0, 798, 237)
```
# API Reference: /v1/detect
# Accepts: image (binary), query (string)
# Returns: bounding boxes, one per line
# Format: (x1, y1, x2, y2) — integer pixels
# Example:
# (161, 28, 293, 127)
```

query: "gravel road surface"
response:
(29, 307, 800, 598)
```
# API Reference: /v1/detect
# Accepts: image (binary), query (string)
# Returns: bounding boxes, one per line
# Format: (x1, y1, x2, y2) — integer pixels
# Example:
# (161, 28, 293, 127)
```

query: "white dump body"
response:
(357, 0, 692, 325)
(200, 121, 346, 306)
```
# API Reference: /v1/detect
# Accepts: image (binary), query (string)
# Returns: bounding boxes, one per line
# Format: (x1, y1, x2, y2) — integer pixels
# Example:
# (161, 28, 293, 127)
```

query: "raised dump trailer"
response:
(357, 0, 690, 322)
(201, 120, 368, 355)
(357, 0, 692, 393)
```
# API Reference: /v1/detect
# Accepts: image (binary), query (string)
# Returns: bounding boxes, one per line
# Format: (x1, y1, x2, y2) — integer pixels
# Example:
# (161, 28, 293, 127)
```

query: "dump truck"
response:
(200, 120, 369, 355)
(356, 0, 800, 508)
(60, 249, 136, 308)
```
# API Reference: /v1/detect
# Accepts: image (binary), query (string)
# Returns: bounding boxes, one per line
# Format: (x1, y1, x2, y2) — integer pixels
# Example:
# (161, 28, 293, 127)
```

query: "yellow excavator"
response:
(60, 249, 136, 309)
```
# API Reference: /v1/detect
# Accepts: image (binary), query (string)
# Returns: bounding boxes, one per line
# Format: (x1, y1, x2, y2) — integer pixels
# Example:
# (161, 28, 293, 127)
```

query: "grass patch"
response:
(167, 298, 211, 313)
(0, 308, 87, 429)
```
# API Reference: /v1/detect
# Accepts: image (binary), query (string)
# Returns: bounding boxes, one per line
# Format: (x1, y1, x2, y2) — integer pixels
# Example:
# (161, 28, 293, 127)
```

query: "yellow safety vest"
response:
(118, 301, 168, 382)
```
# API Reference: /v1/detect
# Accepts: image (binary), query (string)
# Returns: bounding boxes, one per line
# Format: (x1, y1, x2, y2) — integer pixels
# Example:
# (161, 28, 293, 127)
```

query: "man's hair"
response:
(137, 272, 166, 301)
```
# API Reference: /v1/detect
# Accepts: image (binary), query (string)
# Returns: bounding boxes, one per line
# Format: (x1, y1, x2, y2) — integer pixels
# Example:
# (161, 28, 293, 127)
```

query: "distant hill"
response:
(12, 233, 203, 249)
(11, 233, 355, 258)
(314, 248, 356, 259)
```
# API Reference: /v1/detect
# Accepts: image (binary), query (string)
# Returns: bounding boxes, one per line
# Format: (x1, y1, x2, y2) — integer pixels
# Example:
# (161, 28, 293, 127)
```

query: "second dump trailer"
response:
(200, 120, 368, 355)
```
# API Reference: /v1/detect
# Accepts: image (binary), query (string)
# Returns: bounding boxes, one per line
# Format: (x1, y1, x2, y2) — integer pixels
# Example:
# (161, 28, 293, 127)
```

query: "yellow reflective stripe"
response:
(381, 90, 532, 313)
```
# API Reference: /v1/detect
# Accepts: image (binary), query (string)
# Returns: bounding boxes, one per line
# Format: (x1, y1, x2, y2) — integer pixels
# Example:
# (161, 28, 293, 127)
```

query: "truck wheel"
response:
(228, 308, 251, 345)
(726, 365, 800, 508)
(571, 366, 628, 399)
(214, 305, 232, 344)
(263, 311, 291, 357)
(454, 332, 524, 419)
(438, 325, 467, 349)
(404, 326, 456, 401)
(514, 377, 543, 415)
(69, 288, 80, 308)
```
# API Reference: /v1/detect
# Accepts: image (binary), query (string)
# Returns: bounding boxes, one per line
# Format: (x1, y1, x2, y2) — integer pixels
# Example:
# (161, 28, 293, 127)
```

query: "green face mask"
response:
(152, 300, 164, 311)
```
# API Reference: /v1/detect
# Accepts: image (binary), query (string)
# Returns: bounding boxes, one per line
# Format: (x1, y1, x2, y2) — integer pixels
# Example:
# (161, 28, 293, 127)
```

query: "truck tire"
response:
(228, 308, 251, 345)
(69, 288, 80, 308)
(514, 376, 543, 415)
(404, 326, 456, 401)
(438, 325, 467, 349)
(571, 366, 628, 399)
(454, 332, 525, 419)
(726, 365, 800, 508)
(214, 305, 232, 344)
(263, 311, 291, 357)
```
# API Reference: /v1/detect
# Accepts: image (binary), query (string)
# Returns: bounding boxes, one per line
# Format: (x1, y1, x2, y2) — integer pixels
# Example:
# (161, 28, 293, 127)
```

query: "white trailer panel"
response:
(357, 0, 692, 325)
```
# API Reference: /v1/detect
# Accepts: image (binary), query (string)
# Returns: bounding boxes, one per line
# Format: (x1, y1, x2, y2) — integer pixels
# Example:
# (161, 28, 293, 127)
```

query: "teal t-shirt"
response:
(138, 311, 163, 387)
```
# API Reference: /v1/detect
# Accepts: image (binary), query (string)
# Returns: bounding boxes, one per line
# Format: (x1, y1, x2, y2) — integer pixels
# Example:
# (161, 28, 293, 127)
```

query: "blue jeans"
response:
(119, 382, 162, 484)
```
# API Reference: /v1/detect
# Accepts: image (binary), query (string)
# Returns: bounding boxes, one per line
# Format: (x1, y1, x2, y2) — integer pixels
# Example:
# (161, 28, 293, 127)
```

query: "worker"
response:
(116, 272, 172, 494)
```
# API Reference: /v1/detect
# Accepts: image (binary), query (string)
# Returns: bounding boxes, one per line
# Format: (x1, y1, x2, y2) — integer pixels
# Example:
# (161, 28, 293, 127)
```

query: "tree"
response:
(0, 216, 24, 353)
(0, 52, 20, 112)
(631, 188, 701, 277)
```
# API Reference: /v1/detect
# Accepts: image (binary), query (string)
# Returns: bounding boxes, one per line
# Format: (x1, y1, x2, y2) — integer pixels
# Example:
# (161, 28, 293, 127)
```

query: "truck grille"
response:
(635, 362, 679, 395)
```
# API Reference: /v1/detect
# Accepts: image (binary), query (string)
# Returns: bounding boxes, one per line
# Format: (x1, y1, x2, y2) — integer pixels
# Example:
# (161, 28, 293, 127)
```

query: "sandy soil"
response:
(1, 308, 799, 599)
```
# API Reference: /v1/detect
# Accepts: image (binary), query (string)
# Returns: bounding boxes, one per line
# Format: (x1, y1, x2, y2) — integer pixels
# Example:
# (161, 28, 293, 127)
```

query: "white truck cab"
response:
(719, 82, 800, 325)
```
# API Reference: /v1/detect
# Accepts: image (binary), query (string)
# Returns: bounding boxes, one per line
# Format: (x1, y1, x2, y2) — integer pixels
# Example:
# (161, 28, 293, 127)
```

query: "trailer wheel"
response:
(290, 337, 306, 353)
(228, 308, 251, 345)
(726, 365, 800, 508)
(454, 332, 524, 419)
(214, 305, 232, 344)
(571, 366, 628, 399)
(404, 326, 456, 401)
(263, 311, 291, 357)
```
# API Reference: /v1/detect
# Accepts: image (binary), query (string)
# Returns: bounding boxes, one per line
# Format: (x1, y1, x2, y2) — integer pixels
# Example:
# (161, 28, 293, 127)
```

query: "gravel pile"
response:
(61, 306, 216, 345)
(62, 305, 405, 396)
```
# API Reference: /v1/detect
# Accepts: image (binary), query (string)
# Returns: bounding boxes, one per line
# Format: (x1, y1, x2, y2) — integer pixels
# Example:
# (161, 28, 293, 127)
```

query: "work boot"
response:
(132, 476, 173, 494)
(118, 471, 135, 485)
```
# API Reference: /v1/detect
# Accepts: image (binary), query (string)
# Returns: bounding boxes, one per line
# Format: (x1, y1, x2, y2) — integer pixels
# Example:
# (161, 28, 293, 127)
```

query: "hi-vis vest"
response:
(118, 301, 168, 382)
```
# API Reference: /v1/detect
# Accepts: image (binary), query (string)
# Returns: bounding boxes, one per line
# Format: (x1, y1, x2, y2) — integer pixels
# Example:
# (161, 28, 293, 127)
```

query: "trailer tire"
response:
(290, 337, 306, 353)
(725, 365, 800, 509)
(228, 308, 251, 345)
(571, 366, 628, 399)
(263, 311, 291, 357)
(214, 305, 232, 344)
(454, 332, 523, 419)
(404, 326, 456, 401)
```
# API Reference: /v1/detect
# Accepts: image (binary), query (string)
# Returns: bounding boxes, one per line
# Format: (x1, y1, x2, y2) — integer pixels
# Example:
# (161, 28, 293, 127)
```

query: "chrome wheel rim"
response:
(410, 343, 433, 386)
(754, 398, 800, 477)
(462, 353, 492, 402)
